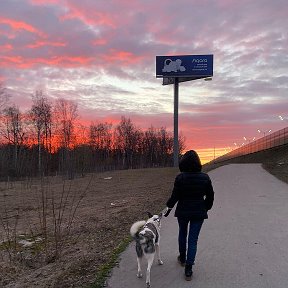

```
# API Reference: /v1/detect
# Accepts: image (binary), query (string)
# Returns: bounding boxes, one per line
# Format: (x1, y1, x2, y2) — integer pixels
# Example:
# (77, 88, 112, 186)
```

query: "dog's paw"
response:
(158, 259, 164, 265)
(137, 272, 143, 278)
(146, 283, 151, 288)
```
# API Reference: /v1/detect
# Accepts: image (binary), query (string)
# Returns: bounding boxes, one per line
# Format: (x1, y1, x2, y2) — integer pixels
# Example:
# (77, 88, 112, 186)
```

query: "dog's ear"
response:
(147, 212, 153, 218)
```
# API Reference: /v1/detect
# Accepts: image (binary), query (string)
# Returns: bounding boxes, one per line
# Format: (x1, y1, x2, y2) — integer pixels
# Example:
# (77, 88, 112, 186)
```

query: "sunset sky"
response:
(1, 0, 288, 163)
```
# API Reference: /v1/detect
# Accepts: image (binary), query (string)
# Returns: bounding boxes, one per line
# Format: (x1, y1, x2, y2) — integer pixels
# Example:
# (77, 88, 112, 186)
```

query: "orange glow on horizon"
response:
(194, 147, 231, 164)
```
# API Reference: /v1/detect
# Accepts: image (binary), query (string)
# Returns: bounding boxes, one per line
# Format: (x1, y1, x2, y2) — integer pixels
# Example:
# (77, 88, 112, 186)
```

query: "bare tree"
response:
(30, 90, 52, 175)
(1, 105, 25, 172)
(54, 99, 78, 149)
(142, 126, 158, 166)
(54, 99, 78, 177)
(114, 117, 141, 168)
(90, 122, 112, 152)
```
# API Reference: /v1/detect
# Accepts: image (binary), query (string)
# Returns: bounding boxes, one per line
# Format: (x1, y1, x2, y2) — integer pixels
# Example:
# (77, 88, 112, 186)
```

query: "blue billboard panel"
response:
(156, 54, 213, 78)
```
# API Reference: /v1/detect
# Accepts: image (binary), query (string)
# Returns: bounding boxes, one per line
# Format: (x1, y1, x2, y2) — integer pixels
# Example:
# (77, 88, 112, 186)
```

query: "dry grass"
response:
(0, 167, 178, 287)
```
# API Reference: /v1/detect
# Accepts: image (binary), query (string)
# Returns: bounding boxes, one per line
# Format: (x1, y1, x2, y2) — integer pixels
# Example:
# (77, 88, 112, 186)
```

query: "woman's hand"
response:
(163, 207, 172, 217)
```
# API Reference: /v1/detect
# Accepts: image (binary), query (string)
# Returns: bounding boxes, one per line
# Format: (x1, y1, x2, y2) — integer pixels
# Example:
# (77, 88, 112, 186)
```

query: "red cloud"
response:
(0, 55, 94, 68)
(103, 49, 145, 65)
(93, 38, 107, 46)
(26, 40, 66, 49)
(59, 5, 116, 28)
(30, 0, 60, 4)
(49, 56, 94, 66)
(0, 17, 46, 38)
(0, 44, 13, 52)
(30, 0, 117, 28)
(1, 47, 144, 69)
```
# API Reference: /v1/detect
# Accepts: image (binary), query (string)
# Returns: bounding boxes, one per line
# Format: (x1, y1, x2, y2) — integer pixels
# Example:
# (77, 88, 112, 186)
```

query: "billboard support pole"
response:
(174, 77, 179, 167)
(156, 54, 213, 167)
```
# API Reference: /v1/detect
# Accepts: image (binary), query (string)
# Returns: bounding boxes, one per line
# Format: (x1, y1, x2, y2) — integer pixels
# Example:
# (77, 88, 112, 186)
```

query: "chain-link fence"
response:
(215, 126, 288, 163)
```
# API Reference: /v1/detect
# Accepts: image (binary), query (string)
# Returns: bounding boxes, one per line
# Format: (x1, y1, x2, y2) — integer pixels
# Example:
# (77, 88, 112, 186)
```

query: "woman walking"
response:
(163, 150, 214, 280)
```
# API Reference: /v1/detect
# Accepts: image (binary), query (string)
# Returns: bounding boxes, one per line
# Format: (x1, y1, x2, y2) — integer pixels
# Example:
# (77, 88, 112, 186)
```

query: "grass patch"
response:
(89, 236, 132, 288)
(0, 234, 44, 255)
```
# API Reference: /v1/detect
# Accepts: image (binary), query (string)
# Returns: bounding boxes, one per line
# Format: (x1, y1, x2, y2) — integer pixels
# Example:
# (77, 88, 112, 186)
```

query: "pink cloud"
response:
(0, 28, 16, 39)
(30, 0, 60, 4)
(93, 38, 107, 46)
(0, 49, 145, 69)
(0, 17, 46, 38)
(0, 55, 94, 68)
(59, 3, 116, 28)
(0, 44, 13, 52)
(102, 49, 145, 65)
(26, 40, 66, 49)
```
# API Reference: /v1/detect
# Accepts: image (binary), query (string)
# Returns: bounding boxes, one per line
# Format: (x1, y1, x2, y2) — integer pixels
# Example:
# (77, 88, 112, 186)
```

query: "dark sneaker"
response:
(177, 255, 185, 267)
(185, 264, 193, 281)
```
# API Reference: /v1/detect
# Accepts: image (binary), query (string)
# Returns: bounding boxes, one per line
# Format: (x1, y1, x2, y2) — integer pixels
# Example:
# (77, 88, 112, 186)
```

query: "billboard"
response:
(156, 54, 213, 79)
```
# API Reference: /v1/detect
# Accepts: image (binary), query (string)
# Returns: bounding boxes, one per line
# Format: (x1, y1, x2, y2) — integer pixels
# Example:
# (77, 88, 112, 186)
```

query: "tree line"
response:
(0, 85, 185, 179)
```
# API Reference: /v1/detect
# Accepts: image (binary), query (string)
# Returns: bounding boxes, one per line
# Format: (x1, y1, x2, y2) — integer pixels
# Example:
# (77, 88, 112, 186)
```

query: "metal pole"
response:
(173, 77, 179, 167)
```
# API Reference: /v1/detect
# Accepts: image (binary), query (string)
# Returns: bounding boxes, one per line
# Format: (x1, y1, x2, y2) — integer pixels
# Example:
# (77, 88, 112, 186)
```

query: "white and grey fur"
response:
(130, 212, 163, 288)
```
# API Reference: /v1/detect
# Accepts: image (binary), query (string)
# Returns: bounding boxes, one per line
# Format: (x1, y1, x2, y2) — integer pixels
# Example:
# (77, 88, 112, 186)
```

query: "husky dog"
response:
(130, 212, 163, 288)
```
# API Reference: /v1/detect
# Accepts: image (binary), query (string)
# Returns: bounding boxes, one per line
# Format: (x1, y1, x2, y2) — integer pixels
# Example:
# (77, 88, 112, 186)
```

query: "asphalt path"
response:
(107, 164, 288, 288)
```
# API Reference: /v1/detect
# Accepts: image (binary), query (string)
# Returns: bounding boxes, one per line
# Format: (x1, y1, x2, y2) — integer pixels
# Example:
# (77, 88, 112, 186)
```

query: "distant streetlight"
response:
(279, 115, 288, 122)
(257, 129, 271, 137)
(243, 136, 256, 143)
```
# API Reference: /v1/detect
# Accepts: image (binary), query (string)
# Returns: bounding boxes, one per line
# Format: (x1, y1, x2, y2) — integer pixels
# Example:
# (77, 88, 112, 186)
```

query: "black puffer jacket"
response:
(166, 172, 214, 219)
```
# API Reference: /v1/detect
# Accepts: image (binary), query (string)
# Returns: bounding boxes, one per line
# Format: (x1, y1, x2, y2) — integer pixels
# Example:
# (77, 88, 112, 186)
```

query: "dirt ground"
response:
(0, 167, 178, 287)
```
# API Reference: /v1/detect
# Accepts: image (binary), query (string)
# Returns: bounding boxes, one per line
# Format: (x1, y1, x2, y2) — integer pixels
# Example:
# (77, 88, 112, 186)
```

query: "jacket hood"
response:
(179, 150, 202, 172)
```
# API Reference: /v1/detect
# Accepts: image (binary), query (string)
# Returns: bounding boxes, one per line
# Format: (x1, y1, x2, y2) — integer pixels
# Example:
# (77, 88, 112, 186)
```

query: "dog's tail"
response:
(130, 220, 146, 238)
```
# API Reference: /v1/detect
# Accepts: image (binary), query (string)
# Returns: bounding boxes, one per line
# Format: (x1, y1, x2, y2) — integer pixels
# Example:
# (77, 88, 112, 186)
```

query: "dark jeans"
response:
(177, 218, 204, 265)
